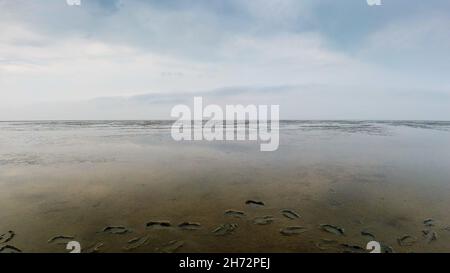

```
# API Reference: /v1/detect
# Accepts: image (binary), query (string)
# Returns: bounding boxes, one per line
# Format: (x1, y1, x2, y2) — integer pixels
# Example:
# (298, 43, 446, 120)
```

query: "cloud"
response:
(0, 0, 449, 119)
(2, 84, 450, 120)
(359, 15, 450, 64)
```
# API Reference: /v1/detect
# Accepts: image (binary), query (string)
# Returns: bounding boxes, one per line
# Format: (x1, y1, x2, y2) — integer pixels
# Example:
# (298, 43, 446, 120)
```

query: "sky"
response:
(0, 0, 449, 120)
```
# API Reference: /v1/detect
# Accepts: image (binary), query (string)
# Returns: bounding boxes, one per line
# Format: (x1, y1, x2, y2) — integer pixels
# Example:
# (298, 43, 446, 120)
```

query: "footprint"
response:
(279, 226, 307, 236)
(212, 223, 238, 236)
(253, 216, 274, 225)
(124, 235, 150, 251)
(329, 200, 342, 208)
(224, 210, 246, 218)
(0, 230, 15, 244)
(48, 235, 75, 245)
(84, 242, 104, 253)
(339, 243, 365, 253)
(315, 239, 338, 250)
(128, 237, 143, 244)
(380, 244, 395, 253)
(361, 229, 375, 239)
(102, 226, 131, 235)
(422, 230, 437, 244)
(281, 209, 300, 220)
(245, 200, 265, 208)
(146, 221, 171, 229)
(178, 222, 201, 230)
(320, 224, 345, 236)
(423, 218, 435, 227)
(397, 235, 416, 246)
(0, 245, 21, 253)
(157, 240, 184, 253)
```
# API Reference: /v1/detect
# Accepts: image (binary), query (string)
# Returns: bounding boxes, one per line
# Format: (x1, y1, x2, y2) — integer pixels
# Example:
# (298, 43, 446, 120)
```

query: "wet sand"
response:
(1, 121, 450, 253)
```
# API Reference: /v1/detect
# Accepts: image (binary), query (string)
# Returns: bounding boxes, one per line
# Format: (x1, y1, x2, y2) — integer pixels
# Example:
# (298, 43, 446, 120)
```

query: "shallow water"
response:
(1, 120, 450, 253)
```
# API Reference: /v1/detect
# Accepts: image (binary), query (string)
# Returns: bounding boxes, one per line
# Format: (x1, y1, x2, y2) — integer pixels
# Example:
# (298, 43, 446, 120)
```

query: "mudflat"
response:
(1, 120, 450, 253)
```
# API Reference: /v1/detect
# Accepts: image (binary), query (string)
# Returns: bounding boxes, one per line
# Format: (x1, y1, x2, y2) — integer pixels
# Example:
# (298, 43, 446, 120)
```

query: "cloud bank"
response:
(0, 0, 449, 120)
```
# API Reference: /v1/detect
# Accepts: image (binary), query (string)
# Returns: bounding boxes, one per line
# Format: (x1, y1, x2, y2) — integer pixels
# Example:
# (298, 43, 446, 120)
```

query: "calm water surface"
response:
(1, 121, 450, 253)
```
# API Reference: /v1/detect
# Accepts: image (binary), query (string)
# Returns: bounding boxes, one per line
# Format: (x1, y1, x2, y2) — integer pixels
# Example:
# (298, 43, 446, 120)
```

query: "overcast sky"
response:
(1, 0, 449, 120)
